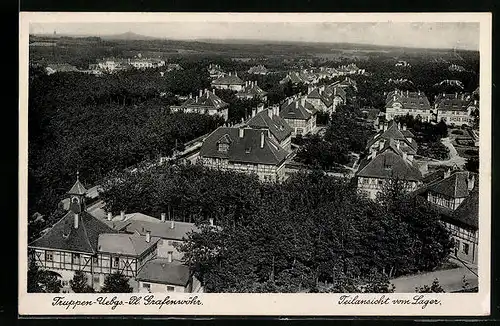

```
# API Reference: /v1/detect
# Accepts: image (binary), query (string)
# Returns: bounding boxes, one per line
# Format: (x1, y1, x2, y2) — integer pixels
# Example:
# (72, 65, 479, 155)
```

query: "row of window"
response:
(142, 282, 175, 292)
(44, 251, 121, 268)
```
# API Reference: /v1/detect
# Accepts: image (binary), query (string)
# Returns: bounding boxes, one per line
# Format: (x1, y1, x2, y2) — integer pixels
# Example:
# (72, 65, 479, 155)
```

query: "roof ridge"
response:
(80, 213, 95, 254)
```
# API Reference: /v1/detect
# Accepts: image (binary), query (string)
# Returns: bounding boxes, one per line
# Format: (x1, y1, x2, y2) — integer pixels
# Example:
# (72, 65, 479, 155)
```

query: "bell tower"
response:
(67, 171, 87, 214)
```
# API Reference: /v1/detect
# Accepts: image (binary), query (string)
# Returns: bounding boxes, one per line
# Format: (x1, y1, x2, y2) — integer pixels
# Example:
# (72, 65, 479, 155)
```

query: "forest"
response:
(98, 164, 453, 293)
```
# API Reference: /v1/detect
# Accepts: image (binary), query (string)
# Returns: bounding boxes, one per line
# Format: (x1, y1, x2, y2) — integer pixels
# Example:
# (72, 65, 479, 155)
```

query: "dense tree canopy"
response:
(99, 165, 453, 293)
(29, 69, 223, 219)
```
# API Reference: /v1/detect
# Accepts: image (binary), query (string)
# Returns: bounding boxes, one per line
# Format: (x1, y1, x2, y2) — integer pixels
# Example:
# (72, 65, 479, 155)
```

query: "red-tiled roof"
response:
(212, 74, 244, 85)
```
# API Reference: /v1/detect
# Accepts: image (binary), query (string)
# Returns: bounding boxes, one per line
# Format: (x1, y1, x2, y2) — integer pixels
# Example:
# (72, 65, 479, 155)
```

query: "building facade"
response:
(434, 93, 478, 127)
(198, 126, 289, 182)
(170, 89, 229, 121)
(385, 89, 433, 122)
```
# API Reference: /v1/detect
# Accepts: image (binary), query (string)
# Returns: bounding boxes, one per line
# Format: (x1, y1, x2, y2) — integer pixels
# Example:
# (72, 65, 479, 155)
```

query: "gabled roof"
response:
(356, 145, 422, 181)
(366, 120, 417, 153)
(199, 127, 288, 166)
(280, 100, 316, 120)
(435, 93, 475, 111)
(136, 258, 191, 286)
(29, 211, 117, 254)
(426, 171, 478, 198)
(386, 89, 431, 110)
(452, 187, 479, 229)
(247, 109, 293, 142)
(211, 74, 244, 85)
(68, 179, 88, 195)
(178, 90, 228, 110)
(98, 233, 159, 256)
(237, 84, 268, 98)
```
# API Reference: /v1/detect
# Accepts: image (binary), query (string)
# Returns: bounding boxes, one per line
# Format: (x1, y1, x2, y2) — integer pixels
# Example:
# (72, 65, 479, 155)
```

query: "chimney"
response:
(167, 251, 173, 263)
(379, 140, 385, 150)
(393, 95, 396, 101)
(267, 108, 273, 119)
(467, 173, 475, 191)
(295, 101, 298, 109)
(74, 213, 79, 229)
(260, 131, 265, 148)
(300, 97, 305, 106)
(195, 95, 198, 102)
(120, 211, 125, 221)
(257, 103, 264, 113)
(403, 124, 407, 131)
(455, 92, 458, 98)
(444, 169, 451, 179)
(252, 108, 256, 118)
(146, 230, 151, 243)
(107, 212, 112, 221)
(402, 151, 407, 161)
(199, 89, 203, 97)
(396, 142, 400, 150)
(212, 88, 216, 96)
(170, 219, 175, 229)
(209, 218, 214, 226)
(370, 150, 377, 160)
(239, 127, 244, 138)
(229, 72, 232, 76)
(383, 123, 388, 132)
(161, 212, 166, 222)
(308, 85, 314, 94)
(398, 122, 401, 130)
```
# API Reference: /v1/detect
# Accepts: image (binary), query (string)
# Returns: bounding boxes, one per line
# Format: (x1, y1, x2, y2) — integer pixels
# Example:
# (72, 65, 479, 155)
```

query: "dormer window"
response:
(218, 143, 229, 152)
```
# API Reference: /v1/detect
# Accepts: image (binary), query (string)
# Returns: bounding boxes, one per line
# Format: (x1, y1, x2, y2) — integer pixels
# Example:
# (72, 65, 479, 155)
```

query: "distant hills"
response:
(100, 32, 158, 41)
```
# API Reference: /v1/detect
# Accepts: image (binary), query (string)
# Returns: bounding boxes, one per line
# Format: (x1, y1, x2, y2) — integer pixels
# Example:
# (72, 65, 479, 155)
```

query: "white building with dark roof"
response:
(434, 93, 478, 126)
(414, 170, 479, 264)
(356, 138, 423, 200)
(279, 96, 318, 137)
(385, 89, 433, 122)
(211, 72, 245, 91)
(198, 126, 290, 182)
(170, 89, 229, 121)
(236, 80, 268, 101)
(246, 104, 293, 152)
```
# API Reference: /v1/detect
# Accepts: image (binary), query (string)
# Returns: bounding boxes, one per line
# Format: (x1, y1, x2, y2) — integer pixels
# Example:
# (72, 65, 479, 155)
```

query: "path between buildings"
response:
(427, 137, 466, 168)
(390, 263, 478, 293)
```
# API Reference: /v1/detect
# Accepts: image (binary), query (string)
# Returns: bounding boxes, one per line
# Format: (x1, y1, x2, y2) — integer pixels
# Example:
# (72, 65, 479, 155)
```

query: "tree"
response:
(27, 258, 62, 293)
(416, 278, 445, 293)
(101, 272, 133, 293)
(465, 157, 479, 173)
(70, 270, 95, 293)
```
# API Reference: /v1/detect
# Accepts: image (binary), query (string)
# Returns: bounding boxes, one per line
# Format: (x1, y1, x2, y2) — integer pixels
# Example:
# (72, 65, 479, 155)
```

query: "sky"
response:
(29, 22, 480, 51)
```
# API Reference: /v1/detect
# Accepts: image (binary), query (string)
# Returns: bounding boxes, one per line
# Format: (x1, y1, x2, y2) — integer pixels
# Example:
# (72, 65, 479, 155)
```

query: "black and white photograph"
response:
(19, 12, 491, 316)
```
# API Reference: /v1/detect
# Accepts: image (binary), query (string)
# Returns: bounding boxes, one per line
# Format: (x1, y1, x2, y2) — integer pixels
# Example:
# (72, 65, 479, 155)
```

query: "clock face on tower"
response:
(70, 196, 81, 214)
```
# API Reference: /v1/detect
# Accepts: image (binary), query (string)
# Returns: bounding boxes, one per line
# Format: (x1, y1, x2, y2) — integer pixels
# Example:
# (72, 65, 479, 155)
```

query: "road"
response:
(427, 137, 466, 168)
(390, 261, 478, 293)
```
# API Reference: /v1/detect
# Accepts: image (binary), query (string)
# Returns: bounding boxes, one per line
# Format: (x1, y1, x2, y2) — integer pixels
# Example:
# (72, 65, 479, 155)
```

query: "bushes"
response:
(417, 141, 450, 160)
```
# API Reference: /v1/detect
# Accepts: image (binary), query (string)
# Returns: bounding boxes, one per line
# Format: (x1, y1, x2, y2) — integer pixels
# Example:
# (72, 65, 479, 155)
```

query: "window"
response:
(46, 251, 54, 262)
(166, 286, 175, 292)
(463, 243, 470, 255)
(72, 253, 80, 266)
(113, 257, 119, 268)
(93, 256, 99, 266)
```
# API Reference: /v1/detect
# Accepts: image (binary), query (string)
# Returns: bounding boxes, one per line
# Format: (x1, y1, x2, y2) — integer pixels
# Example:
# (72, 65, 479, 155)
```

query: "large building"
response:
(236, 81, 268, 102)
(385, 89, 433, 122)
(211, 72, 245, 91)
(170, 89, 229, 121)
(28, 176, 119, 292)
(279, 97, 318, 137)
(207, 64, 226, 79)
(29, 176, 203, 293)
(246, 104, 293, 152)
(356, 138, 423, 200)
(414, 170, 479, 264)
(305, 84, 346, 114)
(434, 93, 478, 126)
(367, 120, 418, 157)
(198, 126, 290, 182)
